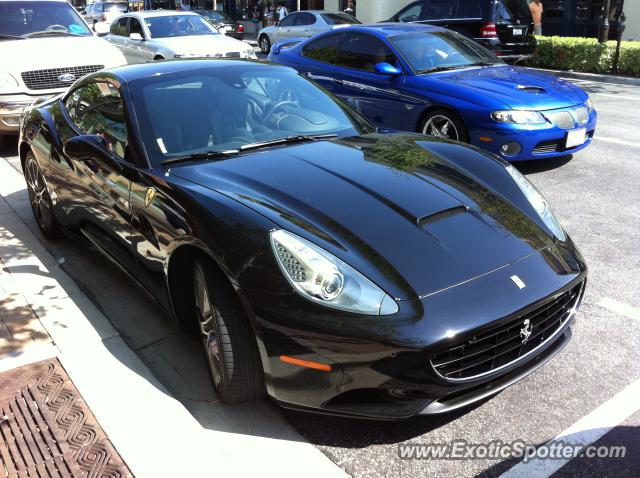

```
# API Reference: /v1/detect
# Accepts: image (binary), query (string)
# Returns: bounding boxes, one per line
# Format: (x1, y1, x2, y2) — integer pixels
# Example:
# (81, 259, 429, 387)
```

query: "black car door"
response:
(52, 79, 137, 274)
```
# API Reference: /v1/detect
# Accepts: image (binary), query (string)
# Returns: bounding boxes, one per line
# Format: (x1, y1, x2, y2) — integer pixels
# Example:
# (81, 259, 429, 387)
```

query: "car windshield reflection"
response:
(131, 65, 375, 162)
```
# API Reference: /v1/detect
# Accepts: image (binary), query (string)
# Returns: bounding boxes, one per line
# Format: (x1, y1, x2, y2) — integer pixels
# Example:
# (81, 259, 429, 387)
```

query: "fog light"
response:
(500, 141, 522, 157)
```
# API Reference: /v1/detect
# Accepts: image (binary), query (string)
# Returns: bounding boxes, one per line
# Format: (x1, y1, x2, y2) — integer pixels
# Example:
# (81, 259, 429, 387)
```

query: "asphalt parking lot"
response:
(0, 73, 638, 478)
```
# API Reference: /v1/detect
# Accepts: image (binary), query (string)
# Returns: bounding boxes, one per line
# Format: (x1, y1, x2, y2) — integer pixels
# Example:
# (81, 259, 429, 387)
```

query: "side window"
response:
(422, 0, 456, 19)
(397, 1, 424, 22)
(66, 82, 128, 159)
(110, 17, 129, 36)
(129, 18, 144, 36)
(336, 33, 397, 73)
(302, 33, 342, 64)
(456, 0, 482, 18)
(297, 12, 316, 26)
(279, 13, 296, 27)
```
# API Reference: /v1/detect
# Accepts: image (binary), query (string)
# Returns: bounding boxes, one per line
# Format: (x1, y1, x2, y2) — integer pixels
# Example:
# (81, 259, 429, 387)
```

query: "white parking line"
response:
(598, 297, 640, 322)
(595, 136, 640, 149)
(592, 93, 640, 102)
(500, 378, 640, 478)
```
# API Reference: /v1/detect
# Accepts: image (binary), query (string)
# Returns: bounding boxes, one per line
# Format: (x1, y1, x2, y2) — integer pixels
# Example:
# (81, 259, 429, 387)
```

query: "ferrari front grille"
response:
(430, 281, 584, 381)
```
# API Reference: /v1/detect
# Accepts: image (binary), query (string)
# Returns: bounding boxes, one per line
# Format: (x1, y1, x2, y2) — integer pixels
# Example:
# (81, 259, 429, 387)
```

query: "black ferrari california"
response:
(18, 60, 586, 420)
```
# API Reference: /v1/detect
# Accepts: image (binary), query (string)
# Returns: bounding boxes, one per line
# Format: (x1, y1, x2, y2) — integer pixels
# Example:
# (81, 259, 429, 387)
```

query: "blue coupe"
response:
(268, 23, 597, 161)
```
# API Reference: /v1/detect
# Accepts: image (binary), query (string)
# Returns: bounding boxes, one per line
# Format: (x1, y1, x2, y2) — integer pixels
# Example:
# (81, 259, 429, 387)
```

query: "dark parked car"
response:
(19, 60, 586, 419)
(388, 0, 536, 61)
(195, 9, 244, 39)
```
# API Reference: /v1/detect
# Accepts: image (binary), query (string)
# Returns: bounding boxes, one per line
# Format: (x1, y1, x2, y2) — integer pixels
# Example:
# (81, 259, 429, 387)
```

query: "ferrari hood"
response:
(173, 134, 553, 300)
(425, 65, 588, 110)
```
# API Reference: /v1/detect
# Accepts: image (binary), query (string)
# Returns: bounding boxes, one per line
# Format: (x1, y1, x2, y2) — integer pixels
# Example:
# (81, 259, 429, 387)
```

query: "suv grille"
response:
(21, 65, 104, 90)
(430, 282, 584, 381)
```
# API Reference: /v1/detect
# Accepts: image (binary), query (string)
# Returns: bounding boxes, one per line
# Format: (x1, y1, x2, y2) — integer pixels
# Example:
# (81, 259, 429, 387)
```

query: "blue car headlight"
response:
(586, 97, 594, 114)
(492, 110, 546, 125)
(506, 165, 566, 241)
(270, 230, 398, 315)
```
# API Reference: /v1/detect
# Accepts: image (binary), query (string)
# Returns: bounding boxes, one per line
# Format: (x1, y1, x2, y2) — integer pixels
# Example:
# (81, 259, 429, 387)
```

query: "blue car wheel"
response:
(420, 109, 469, 143)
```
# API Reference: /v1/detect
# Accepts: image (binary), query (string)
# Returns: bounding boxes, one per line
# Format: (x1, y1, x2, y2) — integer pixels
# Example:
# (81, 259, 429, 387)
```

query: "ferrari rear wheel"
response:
(259, 34, 271, 54)
(420, 109, 468, 143)
(192, 258, 264, 403)
(24, 152, 59, 239)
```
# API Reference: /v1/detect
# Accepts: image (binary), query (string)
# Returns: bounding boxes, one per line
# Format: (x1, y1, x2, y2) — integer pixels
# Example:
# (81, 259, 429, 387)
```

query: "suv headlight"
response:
(506, 165, 566, 241)
(0, 73, 19, 93)
(270, 230, 399, 315)
(492, 110, 546, 124)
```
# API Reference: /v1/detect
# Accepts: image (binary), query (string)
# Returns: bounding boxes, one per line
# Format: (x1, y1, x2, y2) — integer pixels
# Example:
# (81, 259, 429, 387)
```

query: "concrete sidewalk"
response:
(0, 154, 347, 477)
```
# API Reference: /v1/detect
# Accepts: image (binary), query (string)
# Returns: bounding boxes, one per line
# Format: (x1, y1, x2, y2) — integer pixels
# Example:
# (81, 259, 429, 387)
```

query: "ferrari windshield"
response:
(144, 14, 219, 38)
(131, 64, 374, 161)
(0, 1, 92, 37)
(390, 31, 501, 73)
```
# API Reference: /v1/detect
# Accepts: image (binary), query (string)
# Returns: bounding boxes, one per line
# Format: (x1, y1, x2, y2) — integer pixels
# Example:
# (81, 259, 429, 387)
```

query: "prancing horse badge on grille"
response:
(520, 318, 533, 344)
(510, 275, 526, 289)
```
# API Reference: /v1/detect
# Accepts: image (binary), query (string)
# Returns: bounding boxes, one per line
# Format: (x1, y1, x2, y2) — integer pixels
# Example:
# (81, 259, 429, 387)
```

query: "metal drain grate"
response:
(0, 359, 131, 477)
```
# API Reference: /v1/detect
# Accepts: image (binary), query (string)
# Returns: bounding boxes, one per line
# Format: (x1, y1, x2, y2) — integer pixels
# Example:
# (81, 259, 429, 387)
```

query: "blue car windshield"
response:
(0, 1, 92, 37)
(130, 64, 375, 161)
(145, 15, 218, 38)
(390, 31, 502, 73)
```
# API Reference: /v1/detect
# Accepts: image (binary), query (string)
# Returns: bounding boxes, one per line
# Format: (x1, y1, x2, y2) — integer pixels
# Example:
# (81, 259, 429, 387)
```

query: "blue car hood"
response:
(426, 65, 588, 110)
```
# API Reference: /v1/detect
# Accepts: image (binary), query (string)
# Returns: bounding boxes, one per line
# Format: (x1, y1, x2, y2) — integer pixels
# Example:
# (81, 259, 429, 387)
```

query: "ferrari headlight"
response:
(506, 165, 566, 241)
(270, 230, 398, 315)
(0, 73, 19, 93)
(492, 110, 546, 124)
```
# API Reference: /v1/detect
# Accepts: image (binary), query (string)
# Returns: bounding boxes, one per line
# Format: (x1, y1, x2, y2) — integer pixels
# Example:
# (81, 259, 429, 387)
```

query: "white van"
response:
(0, 0, 126, 133)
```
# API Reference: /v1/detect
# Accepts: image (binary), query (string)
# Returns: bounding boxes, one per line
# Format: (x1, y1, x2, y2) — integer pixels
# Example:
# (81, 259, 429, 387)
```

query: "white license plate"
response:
(219, 26, 228, 34)
(566, 128, 587, 148)
(513, 28, 523, 36)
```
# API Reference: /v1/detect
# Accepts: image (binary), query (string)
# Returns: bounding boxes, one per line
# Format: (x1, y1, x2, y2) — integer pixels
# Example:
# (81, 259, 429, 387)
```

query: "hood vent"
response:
(417, 205, 469, 227)
(516, 85, 547, 93)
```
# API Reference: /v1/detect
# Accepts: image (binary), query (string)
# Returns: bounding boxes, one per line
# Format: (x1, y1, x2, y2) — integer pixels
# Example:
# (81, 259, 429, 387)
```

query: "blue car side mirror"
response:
(374, 62, 402, 76)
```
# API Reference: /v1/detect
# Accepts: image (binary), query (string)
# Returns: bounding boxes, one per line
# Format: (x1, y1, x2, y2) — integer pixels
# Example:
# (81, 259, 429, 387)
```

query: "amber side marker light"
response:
(479, 136, 494, 142)
(280, 355, 332, 372)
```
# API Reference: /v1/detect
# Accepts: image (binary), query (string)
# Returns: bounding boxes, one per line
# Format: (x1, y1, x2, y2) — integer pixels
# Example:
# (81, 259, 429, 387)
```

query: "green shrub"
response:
(526, 36, 640, 77)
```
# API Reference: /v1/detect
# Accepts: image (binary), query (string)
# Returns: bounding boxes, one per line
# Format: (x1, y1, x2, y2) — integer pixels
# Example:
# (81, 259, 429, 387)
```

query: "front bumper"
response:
(247, 240, 587, 420)
(469, 109, 597, 161)
(0, 94, 51, 133)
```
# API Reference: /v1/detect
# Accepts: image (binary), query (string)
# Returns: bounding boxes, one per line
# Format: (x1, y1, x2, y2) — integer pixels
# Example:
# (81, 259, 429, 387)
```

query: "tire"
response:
(24, 152, 59, 239)
(192, 258, 264, 403)
(259, 34, 271, 55)
(419, 109, 469, 143)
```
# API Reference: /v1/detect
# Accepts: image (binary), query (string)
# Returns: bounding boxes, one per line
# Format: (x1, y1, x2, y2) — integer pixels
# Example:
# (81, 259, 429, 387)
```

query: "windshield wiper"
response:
(0, 34, 25, 40)
(239, 134, 338, 152)
(24, 31, 82, 38)
(161, 149, 240, 166)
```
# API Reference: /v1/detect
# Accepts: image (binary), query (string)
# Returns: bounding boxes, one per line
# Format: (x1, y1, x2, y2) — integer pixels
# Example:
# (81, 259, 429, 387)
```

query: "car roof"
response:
(102, 59, 296, 83)
(126, 10, 201, 18)
(352, 23, 445, 37)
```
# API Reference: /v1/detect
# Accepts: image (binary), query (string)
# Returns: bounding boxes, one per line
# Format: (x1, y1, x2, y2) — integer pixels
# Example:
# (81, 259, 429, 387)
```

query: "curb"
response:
(530, 67, 640, 87)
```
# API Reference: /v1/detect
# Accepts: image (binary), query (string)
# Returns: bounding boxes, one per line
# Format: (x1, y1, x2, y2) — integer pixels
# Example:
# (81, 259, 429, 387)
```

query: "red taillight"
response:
(237, 24, 244, 33)
(481, 22, 497, 37)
